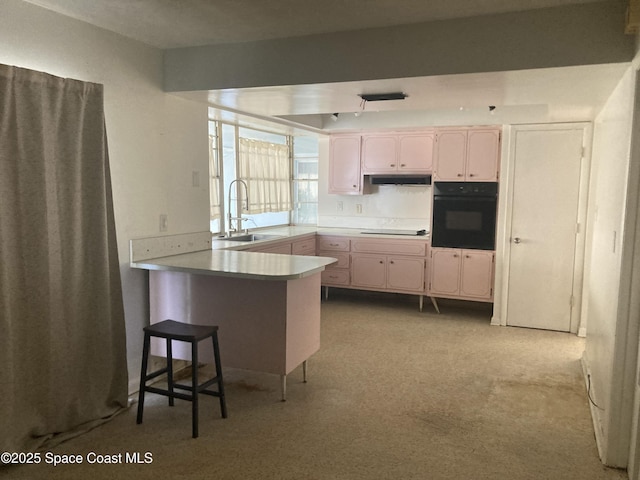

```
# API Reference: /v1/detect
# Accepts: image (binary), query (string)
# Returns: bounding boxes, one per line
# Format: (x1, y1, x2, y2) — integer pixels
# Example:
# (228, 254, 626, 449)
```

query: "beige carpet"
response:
(1, 290, 627, 480)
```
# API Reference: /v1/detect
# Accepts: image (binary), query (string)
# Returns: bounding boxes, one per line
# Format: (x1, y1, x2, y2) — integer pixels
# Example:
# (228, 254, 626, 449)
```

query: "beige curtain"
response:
(238, 137, 292, 213)
(0, 64, 128, 452)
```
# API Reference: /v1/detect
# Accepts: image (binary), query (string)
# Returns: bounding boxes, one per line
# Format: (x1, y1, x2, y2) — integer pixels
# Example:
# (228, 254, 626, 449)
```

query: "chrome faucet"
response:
(227, 179, 249, 236)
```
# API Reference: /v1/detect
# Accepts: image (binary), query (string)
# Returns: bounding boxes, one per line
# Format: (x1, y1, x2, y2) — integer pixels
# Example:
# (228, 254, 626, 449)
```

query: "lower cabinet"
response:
(429, 247, 494, 302)
(351, 254, 425, 293)
(251, 242, 292, 254)
(317, 235, 351, 287)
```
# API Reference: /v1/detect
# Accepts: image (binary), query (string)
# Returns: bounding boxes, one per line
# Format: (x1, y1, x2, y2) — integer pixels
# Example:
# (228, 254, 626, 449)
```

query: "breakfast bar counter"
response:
(130, 232, 336, 401)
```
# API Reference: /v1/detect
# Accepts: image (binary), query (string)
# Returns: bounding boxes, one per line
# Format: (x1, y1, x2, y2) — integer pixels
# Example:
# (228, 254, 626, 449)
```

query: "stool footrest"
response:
(144, 386, 193, 402)
(142, 367, 169, 383)
(174, 376, 222, 393)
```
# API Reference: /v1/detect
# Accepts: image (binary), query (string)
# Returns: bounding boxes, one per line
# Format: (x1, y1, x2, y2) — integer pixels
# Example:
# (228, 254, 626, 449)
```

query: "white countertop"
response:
(131, 248, 336, 281)
(130, 226, 428, 281)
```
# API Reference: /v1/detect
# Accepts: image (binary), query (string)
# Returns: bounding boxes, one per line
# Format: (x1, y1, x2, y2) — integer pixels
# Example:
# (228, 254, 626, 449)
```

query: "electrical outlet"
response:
(192, 170, 200, 187)
(337, 201, 343, 212)
(159, 214, 168, 232)
(356, 204, 363, 214)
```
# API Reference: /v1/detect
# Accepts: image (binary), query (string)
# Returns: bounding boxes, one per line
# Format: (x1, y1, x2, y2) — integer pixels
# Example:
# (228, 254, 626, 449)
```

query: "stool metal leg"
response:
(191, 340, 199, 438)
(303, 360, 307, 383)
(212, 332, 227, 418)
(166, 338, 174, 407)
(137, 332, 150, 424)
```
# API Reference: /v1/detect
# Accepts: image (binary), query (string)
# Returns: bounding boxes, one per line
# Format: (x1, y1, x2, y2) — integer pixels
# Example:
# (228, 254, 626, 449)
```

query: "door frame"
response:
(491, 122, 593, 334)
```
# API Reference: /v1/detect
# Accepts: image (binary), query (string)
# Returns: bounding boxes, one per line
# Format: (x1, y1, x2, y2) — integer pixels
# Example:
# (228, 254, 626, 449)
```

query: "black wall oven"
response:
(431, 182, 498, 250)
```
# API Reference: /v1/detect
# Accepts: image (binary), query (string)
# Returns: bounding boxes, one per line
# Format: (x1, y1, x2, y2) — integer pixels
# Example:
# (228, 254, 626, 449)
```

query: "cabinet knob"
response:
(352, 184, 357, 188)
(390, 164, 395, 167)
(400, 164, 406, 167)
(453, 254, 459, 258)
(457, 173, 464, 177)
(513, 237, 522, 244)
(379, 261, 384, 264)
(469, 173, 476, 177)
(390, 260, 394, 264)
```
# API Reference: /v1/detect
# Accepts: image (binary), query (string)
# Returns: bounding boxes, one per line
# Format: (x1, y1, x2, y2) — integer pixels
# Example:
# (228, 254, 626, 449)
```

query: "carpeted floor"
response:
(1, 290, 627, 479)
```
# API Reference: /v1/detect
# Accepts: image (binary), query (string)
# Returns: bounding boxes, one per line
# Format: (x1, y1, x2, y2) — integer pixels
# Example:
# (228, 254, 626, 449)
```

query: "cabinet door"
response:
(362, 135, 398, 174)
(434, 130, 467, 181)
(351, 254, 386, 289)
(459, 250, 494, 300)
(466, 129, 500, 181)
(387, 256, 425, 292)
(429, 248, 461, 296)
(329, 135, 362, 194)
(398, 133, 434, 173)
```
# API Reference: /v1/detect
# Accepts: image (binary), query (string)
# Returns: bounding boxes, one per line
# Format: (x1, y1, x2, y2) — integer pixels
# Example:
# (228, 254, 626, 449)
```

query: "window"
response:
(208, 116, 319, 233)
(292, 136, 319, 225)
(208, 122, 222, 234)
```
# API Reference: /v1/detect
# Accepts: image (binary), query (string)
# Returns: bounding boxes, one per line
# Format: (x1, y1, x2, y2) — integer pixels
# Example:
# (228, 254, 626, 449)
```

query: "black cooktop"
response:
(360, 229, 427, 236)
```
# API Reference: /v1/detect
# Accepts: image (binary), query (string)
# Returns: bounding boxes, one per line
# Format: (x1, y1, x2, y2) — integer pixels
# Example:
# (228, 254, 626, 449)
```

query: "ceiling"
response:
(23, 0, 633, 131)
(24, 0, 613, 49)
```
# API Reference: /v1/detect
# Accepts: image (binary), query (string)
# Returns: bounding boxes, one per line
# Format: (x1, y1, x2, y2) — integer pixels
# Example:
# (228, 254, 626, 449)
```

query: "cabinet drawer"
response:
(318, 251, 349, 269)
(292, 236, 316, 255)
(351, 239, 426, 256)
(253, 243, 292, 254)
(317, 236, 350, 252)
(321, 269, 350, 286)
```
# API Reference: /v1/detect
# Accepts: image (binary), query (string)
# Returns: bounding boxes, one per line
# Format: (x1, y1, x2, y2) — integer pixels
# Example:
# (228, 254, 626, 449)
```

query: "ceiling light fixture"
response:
(489, 105, 496, 113)
(331, 113, 339, 121)
(359, 92, 407, 102)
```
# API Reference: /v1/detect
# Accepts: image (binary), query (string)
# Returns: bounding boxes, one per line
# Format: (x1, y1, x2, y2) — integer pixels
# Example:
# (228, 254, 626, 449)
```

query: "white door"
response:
(506, 126, 585, 331)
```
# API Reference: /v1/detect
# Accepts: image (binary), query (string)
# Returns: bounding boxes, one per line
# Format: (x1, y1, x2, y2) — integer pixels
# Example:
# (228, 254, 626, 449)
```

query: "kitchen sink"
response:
(218, 233, 283, 242)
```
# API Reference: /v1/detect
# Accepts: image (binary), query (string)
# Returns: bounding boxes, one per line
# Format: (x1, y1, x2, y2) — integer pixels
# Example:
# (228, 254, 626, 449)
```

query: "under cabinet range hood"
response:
(369, 174, 432, 186)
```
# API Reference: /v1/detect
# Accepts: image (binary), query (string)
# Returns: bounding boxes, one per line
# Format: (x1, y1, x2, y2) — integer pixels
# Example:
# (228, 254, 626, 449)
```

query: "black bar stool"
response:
(136, 319, 227, 438)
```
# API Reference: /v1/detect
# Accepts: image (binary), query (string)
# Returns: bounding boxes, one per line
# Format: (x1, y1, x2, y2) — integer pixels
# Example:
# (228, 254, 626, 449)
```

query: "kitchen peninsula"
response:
(130, 230, 336, 401)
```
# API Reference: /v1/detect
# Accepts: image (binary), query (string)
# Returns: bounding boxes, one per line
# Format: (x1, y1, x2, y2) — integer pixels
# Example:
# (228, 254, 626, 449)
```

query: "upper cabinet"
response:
(433, 128, 500, 182)
(329, 134, 362, 195)
(362, 131, 434, 175)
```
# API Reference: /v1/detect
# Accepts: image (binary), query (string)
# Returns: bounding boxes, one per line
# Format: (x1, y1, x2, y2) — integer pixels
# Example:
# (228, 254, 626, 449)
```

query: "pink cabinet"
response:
(292, 236, 316, 255)
(433, 130, 467, 181)
(429, 248, 461, 296)
(351, 254, 387, 289)
(429, 247, 494, 302)
(434, 128, 500, 182)
(362, 135, 397, 173)
(251, 242, 292, 254)
(329, 135, 362, 195)
(362, 131, 434, 174)
(399, 133, 434, 172)
(386, 256, 426, 292)
(351, 253, 425, 293)
(459, 250, 494, 299)
(317, 235, 351, 287)
(466, 129, 500, 182)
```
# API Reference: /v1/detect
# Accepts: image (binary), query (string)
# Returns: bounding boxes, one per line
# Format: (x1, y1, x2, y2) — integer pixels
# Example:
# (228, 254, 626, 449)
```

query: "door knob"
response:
(513, 237, 521, 244)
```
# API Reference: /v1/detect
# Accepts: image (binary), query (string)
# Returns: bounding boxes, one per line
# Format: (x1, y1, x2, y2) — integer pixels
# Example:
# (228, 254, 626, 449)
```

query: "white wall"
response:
(317, 137, 431, 231)
(582, 61, 639, 466)
(0, 0, 210, 392)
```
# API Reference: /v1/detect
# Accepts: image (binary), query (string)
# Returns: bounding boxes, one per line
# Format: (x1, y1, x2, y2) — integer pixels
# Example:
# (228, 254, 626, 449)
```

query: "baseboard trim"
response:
(581, 351, 606, 462)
